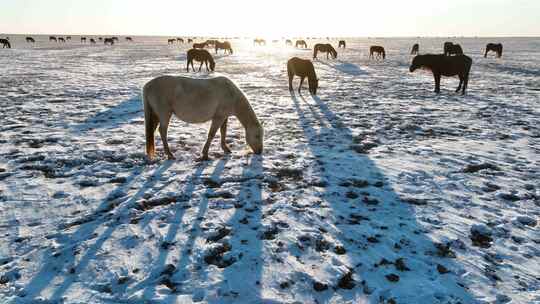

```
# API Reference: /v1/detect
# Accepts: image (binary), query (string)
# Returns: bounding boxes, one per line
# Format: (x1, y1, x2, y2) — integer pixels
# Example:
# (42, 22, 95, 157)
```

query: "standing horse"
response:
(168, 39, 176, 45)
(253, 38, 266, 46)
(49, 36, 57, 42)
(192, 42, 206, 49)
(287, 57, 318, 95)
(215, 41, 233, 54)
(104, 38, 115, 45)
(0, 38, 11, 48)
(338, 40, 346, 48)
(369, 46, 386, 60)
(188, 38, 193, 43)
(186, 48, 216, 72)
(443, 42, 463, 56)
(81, 37, 87, 43)
(90, 38, 96, 44)
(66, 36, 71, 41)
(285, 39, 292, 46)
(142, 75, 263, 160)
(112, 37, 119, 42)
(484, 43, 503, 58)
(409, 54, 472, 95)
(58, 37, 66, 43)
(177, 38, 184, 43)
(295, 40, 308, 48)
(26, 37, 35, 43)
(411, 43, 419, 55)
(313, 43, 337, 59)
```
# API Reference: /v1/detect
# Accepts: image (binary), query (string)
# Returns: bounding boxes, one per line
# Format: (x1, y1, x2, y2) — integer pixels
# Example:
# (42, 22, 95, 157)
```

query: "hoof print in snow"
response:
(385, 273, 400, 282)
(351, 142, 378, 154)
(434, 242, 457, 257)
(514, 216, 537, 227)
(394, 258, 410, 271)
(346, 191, 359, 199)
(437, 264, 450, 274)
(462, 163, 500, 173)
(160, 276, 178, 291)
(203, 178, 222, 188)
(279, 281, 290, 289)
(204, 242, 236, 268)
(337, 271, 356, 289)
(470, 224, 493, 248)
(498, 193, 520, 202)
(260, 226, 279, 240)
(77, 179, 100, 188)
(206, 227, 231, 243)
(363, 197, 379, 205)
(161, 264, 176, 276)
(313, 281, 328, 292)
(274, 168, 303, 181)
(401, 197, 428, 206)
(334, 246, 347, 255)
(117, 276, 130, 284)
(109, 176, 127, 184)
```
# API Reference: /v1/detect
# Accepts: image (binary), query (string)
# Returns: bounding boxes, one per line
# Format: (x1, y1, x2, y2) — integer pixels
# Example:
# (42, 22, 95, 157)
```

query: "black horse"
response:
(369, 46, 386, 60)
(287, 57, 318, 95)
(168, 39, 176, 45)
(338, 40, 346, 48)
(81, 37, 87, 43)
(26, 37, 35, 43)
(485, 43, 503, 58)
(410, 54, 472, 95)
(411, 43, 419, 55)
(58, 37, 66, 43)
(177, 38, 184, 43)
(0, 38, 11, 48)
(126, 37, 133, 42)
(90, 38, 96, 44)
(443, 42, 463, 56)
(295, 40, 308, 48)
(104, 38, 115, 45)
(49, 36, 57, 42)
(313, 43, 337, 59)
(186, 48, 215, 72)
(215, 41, 233, 54)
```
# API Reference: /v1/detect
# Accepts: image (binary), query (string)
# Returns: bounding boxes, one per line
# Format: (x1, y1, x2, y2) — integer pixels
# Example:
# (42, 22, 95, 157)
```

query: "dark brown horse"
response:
(313, 43, 337, 59)
(410, 54, 472, 95)
(90, 38, 96, 44)
(49, 36, 57, 42)
(186, 48, 216, 72)
(26, 37, 35, 43)
(58, 37, 65, 43)
(168, 39, 176, 45)
(411, 43, 419, 55)
(253, 38, 266, 46)
(193, 42, 206, 49)
(338, 40, 346, 48)
(295, 40, 308, 48)
(177, 38, 184, 43)
(0, 38, 11, 48)
(66, 36, 71, 41)
(369, 46, 386, 60)
(104, 38, 115, 45)
(287, 57, 318, 95)
(126, 37, 133, 42)
(215, 41, 233, 54)
(444, 42, 463, 56)
(112, 37, 119, 42)
(484, 43, 503, 58)
(81, 37, 87, 43)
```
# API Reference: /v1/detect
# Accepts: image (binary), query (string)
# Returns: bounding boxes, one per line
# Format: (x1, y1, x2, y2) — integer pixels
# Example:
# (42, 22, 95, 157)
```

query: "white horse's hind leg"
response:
(200, 116, 226, 160)
(158, 112, 175, 159)
(220, 118, 231, 154)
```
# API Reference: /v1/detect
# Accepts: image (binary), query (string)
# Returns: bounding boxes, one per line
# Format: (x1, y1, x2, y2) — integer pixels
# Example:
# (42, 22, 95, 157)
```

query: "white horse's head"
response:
(246, 122, 264, 154)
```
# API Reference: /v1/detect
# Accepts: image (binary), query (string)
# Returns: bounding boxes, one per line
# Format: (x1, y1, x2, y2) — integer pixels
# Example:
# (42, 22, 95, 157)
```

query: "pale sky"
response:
(1, 0, 539, 37)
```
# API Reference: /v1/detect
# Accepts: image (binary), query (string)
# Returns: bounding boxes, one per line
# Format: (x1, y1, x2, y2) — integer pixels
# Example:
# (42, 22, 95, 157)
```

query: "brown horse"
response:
(186, 48, 216, 72)
(177, 38, 184, 43)
(285, 39, 292, 46)
(143, 76, 263, 160)
(253, 38, 266, 46)
(338, 40, 346, 48)
(369, 46, 386, 60)
(411, 43, 419, 55)
(484, 43, 503, 58)
(295, 40, 308, 48)
(0, 38, 10, 48)
(26, 37, 35, 43)
(104, 38, 115, 45)
(287, 57, 318, 95)
(444, 42, 463, 56)
(168, 39, 176, 45)
(313, 43, 337, 59)
(126, 37, 133, 42)
(49, 36, 57, 42)
(215, 41, 233, 54)
(58, 37, 65, 43)
(410, 54, 472, 95)
(192, 42, 206, 49)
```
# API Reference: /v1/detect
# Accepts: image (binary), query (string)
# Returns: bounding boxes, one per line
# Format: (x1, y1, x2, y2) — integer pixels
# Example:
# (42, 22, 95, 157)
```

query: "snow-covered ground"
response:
(0, 35, 539, 303)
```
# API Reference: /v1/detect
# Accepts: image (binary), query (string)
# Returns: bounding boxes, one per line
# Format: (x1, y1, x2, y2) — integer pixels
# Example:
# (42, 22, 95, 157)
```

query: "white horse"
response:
(142, 76, 264, 160)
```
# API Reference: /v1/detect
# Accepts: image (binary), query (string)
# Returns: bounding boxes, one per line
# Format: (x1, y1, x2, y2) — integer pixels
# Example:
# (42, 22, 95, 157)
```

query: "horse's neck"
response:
(234, 95, 258, 128)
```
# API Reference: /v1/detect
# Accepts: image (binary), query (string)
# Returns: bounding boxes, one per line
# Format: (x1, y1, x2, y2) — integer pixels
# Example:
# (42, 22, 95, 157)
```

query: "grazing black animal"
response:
(104, 38, 115, 45)
(186, 48, 216, 72)
(287, 57, 318, 95)
(338, 40, 346, 48)
(81, 37, 87, 43)
(253, 38, 266, 46)
(411, 43, 419, 55)
(90, 38, 96, 44)
(49, 36, 57, 42)
(295, 40, 308, 48)
(285, 39, 292, 46)
(0, 38, 11, 48)
(177, 38, 184, 43)
(126, 37, 133, 42)
(409, 54, 472, 95)
(485, 43, 503, 58)
(168, 39, 175, 45)
(369, 46, 386, 60)
(313, 43, 337, 59)
(58, 37, 65, 43)
(215, 41, 233, 54)
(26, 37, 35, 43)
(444, 42, 463, 56)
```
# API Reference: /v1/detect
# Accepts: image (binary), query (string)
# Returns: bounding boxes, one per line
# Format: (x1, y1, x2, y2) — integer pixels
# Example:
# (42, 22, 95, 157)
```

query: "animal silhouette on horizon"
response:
(295, 40, 308, 48)
(338, 40, 346, 48)
(444, 42, 463, 56)
(369, 46, 386, 60)
(484, 43, 503, 58)
(411, 43, 419, 55)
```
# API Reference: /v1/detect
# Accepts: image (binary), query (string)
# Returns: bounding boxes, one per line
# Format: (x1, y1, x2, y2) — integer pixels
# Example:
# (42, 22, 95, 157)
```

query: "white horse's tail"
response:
(142, 86, 158, 158)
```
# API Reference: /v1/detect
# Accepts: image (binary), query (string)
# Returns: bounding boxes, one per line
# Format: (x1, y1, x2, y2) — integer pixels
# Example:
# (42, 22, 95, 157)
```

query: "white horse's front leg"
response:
(200, 116, 226, 161)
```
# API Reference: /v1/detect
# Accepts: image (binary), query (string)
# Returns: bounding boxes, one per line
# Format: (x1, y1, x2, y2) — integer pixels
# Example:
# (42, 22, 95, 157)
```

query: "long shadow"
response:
(71, 95, 142, 132)
(22, 160, 175, 299)
(290, 92, 476, 303)
(317, 60, 369, 76)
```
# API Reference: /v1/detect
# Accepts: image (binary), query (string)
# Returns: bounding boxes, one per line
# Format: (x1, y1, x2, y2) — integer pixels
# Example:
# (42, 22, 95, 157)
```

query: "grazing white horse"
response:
(143, 76, 264, 160)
